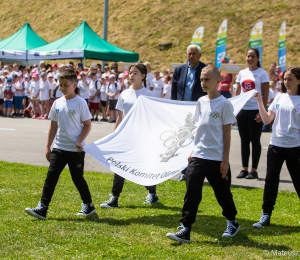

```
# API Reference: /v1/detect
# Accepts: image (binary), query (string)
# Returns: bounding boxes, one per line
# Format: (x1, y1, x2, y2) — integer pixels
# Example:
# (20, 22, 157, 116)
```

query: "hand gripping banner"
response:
(84, 90, 257, 186)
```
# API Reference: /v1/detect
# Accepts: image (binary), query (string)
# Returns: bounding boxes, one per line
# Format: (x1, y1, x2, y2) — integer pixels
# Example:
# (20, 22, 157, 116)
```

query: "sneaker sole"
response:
(76, 208, 96, 216)
(166, 233, 190, 243)
(143, 200, 159, 204)
(253, 223, 269, 228)
(100, 204, 119, 208)
(25, 208, 46, 220)
(222, 225, 240, 238)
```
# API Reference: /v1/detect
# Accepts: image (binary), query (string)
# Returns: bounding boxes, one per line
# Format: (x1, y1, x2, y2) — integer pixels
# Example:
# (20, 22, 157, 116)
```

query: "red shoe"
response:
(32, 114, 37, 119)
(38, 115, 43, 119)
(42, 116, 48, 120)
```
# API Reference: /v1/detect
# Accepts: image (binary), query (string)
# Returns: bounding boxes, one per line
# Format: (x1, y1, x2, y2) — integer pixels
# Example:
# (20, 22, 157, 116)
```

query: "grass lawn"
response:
(1, 161, 299, 259)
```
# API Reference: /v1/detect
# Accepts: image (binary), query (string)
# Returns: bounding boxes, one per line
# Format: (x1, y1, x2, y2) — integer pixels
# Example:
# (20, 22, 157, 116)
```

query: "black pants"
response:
(236, 109, 263, 169)
(41, 149, 92, 206)
(180, 157, 237, 228)
(262, 145, 300, 215)
(112, 173, 156, 197)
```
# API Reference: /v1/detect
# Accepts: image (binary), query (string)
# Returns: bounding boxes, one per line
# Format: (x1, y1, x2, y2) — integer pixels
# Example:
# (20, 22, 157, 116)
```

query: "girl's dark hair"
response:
(129, 63, 147, 88)
(246, 48, 261, 68)
(281, 66, 300, 95)
(58, 68, 77, 83)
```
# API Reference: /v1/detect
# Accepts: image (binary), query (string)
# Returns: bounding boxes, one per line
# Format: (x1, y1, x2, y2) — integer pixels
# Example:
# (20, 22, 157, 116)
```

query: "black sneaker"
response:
(176, 174, 186, 182)
(166, 223, 191, 243)
(77, 203, 96, 216)
(222, 219, 240, 237)
(25, 202, 48, 220)
(246, 171, 258, 179)
(143, 193, 159, 204)
(100, 194, 119, 208)
(253, 212, 270, 228)
(91, 118, 95, 121)
(236, 170, 249, 178)
(94, 118, 99, 121)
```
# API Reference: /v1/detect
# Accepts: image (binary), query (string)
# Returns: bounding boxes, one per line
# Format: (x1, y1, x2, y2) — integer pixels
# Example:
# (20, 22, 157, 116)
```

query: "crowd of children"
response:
(0, 61, 173, 120)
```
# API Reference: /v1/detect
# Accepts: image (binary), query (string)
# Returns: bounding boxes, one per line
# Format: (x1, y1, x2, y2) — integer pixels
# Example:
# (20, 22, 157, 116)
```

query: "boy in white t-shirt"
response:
(106, 74, 121, 123)
(25, 69, 96, 220)
(161, 75, 171, 99)
(167, 65, 239, 243)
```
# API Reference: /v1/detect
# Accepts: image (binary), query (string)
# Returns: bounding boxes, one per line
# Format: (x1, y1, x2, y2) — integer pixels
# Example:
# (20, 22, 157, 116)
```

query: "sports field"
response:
(1, 161, 299, 259)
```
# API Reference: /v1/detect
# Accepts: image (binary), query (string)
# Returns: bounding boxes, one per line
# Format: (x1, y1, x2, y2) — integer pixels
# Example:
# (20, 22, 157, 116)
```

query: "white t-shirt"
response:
(236, 68, 269, 110)
(100, 85, 107, 102)
(269, 93, 300, 148)
(48, 95, 92, 152)
(146, 72, 154, 89)
(14, 81, 24, 97)
(152, 78, 164, 98)
(123, 78, 131, 90)
(2, 84, 16, 101)
(192, 95, 236, 161)
(89, 79, 101, 103)
(116, 87, 153, 118)
(24, 81, 31, 97)
(49, 82, 55, 99)
(106, 82, 121, 100)
(162, 83, 171, 99)
(78, 79, 90, 100)
(29, 81, 40, 99)
(0, 82, 6, 99)
(40, 79, 51, 101)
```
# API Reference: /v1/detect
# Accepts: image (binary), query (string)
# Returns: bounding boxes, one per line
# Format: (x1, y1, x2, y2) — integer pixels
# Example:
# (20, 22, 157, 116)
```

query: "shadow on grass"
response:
(50, 213, 299, 251)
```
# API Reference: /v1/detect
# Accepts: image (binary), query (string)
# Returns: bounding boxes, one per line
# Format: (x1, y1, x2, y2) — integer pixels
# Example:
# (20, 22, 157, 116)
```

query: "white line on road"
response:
(0, 128, 16, 131)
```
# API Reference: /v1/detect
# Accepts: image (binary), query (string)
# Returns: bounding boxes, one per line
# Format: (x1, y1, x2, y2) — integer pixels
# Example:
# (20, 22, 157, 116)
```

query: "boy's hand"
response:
(253, 92, 262, 100)
(76, 142, 84, 153)
(220, 160, 229, 178)
(45, 147, 51, 162)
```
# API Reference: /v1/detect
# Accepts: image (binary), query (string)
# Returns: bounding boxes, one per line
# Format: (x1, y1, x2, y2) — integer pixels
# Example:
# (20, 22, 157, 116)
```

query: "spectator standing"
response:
(39, 72, 51, 119)
(106, 74, 121, 123)
(161, 75, 172, 99)
(218, 56, 233, 98)
(151, 70, 164, 98)
(144, 62, 154, 89)
(88, 72, 100, 121)
(235, 48, 269, 179)
(78, 72, 90, 104)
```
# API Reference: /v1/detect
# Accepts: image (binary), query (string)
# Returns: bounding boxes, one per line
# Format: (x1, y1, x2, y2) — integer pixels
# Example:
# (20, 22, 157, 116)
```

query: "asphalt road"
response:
(0, 117, 295, 192)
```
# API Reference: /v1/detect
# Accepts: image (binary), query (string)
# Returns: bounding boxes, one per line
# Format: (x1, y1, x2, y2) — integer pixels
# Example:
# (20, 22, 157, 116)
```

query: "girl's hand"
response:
(220, 160, 229, 178)
(188, 154, 192, 163)
(253, 92, 262, 100)
(255, 113, 262, 122)
(76, 142, 84, 153)
(45, 148, 51, 162)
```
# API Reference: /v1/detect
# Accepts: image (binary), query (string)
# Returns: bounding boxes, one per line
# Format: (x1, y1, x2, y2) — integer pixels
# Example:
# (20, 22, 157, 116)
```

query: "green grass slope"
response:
(0, 0, 299, 70)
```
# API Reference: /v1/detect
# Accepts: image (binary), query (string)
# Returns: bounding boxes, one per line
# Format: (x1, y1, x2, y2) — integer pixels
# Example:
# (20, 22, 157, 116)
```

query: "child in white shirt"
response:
(40, 72, 51, 119)
(161, 75, 171, 99)
(167, 65, 239, 243)
(25, 69, 96, 220)
(30, 73, 42, 118)
(14, 74, 24, 116)
(2, 78, 16, 117)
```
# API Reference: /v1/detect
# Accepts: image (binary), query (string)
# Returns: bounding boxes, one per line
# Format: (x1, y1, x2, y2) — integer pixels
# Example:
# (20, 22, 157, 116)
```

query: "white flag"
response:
(84, 90, 257, 186)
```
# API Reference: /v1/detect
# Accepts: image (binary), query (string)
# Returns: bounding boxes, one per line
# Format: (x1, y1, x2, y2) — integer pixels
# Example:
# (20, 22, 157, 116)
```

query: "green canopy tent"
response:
(28, 21, 139, 63)
(0, 23, 47, 66)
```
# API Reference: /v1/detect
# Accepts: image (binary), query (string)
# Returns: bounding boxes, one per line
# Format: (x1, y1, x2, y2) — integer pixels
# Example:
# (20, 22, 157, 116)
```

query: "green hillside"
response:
(0, 0, 299, 70)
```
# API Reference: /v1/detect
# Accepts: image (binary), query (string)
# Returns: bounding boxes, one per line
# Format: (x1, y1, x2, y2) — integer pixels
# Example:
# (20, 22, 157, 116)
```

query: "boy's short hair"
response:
(165, 75, 171, 81)
(58, 69, 77, 83)
(270, 80, 277, 85)
(201, 65, 221, 80)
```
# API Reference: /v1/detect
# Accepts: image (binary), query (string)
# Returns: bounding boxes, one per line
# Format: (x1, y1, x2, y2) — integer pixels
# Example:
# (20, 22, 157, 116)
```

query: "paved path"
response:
(0, 117, 295, 192)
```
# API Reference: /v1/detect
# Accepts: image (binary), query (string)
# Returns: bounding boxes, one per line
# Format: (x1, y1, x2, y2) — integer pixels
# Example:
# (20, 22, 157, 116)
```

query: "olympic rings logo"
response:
(209, 111, 220, 119)
(68, 110, 77, 115)
(288, 107, 299, 113)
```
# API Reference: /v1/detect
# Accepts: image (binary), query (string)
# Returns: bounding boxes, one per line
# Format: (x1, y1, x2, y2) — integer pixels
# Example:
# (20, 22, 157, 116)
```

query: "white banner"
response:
(84, 90, 257, 186)
(0, 50, 26, 60)
(27, 49, 84, 60)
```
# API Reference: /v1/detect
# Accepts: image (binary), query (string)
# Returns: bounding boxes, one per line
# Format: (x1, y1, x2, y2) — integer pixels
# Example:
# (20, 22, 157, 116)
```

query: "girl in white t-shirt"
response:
(235, 48, 269, 180)
(14, 74, 24, 116)
(100, 63, 158, 209)
(39, 73, 51, 119)
(30, 73, 42, 119)
(100, 76, 108, 122)
(252, 66, 300, 228)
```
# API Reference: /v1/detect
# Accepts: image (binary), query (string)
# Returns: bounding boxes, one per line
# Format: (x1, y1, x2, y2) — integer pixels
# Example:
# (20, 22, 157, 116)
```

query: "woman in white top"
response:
(39, 72, 51, 119)
(100, 63, 159, 208)
(235, 48, 269, 179)
(252, 66, 300, 228)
